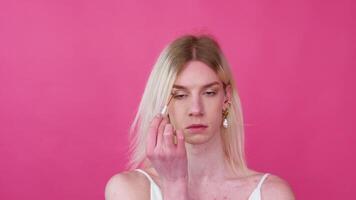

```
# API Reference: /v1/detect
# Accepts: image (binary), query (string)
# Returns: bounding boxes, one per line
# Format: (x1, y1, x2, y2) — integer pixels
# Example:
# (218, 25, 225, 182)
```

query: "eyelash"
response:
(205, 91, 217, 96)
(172, 91, 217, 100)
(172, 94, 186, 100)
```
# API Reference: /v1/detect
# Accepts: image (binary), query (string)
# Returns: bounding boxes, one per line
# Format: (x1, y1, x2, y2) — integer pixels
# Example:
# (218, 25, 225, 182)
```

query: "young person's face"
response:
(168, 61, 231, 145)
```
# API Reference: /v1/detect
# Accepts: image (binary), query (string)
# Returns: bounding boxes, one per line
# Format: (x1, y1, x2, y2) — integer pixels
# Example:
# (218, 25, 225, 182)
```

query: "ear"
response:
(223, 84, 232, 110)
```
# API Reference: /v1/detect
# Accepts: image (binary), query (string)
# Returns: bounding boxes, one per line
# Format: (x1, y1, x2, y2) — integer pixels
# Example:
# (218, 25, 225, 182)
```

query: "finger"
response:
(146, 115, 163, 155)
(163, 124, 175, 149)
(156, 116, 168, 148)
(176, 129, 186, 152)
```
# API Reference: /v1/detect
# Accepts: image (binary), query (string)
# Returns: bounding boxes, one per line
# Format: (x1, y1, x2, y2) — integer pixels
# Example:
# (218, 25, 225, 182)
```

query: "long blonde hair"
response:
(127, 34, 248, 175)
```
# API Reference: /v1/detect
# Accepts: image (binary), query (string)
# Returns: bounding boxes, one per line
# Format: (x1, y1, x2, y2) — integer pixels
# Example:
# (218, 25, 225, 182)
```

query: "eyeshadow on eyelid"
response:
(208, 87, 219, 91)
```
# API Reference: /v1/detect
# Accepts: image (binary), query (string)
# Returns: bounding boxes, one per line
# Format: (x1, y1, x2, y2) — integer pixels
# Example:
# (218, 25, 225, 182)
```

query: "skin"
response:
(105, 61, 295, 200)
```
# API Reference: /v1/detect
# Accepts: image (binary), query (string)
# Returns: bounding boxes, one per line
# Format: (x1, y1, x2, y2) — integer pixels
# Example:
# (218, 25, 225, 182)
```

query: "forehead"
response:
(174, 61, 222, 89)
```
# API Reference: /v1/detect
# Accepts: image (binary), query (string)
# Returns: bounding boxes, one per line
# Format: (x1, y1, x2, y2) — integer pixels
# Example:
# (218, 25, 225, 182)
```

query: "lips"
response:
(186, 124, 208, 129)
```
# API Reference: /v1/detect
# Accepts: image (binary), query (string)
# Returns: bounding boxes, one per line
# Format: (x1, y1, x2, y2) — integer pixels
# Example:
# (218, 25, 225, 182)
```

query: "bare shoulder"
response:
(105, 170, 150, 200)
(261, 174, 296, 200)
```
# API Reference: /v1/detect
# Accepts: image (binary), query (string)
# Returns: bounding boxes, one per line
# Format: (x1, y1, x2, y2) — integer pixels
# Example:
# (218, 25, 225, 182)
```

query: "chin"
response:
(183, 130, 215, 145)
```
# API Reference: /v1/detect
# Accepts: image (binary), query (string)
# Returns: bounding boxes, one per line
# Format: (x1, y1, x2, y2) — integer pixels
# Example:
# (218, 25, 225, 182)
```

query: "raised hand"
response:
(146, 114, 188, 183)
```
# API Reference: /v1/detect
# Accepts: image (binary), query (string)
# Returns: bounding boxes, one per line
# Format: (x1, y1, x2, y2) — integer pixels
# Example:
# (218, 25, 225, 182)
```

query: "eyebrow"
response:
(172, 81, 221, 90)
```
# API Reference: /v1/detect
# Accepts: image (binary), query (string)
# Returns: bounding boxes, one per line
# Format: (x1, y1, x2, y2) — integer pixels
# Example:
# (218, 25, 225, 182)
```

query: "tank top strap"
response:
(256, 173, 270, 190)
(135, 169, 156, 184)
(135, 169, 163, 200)
(247, 173, 271, 200)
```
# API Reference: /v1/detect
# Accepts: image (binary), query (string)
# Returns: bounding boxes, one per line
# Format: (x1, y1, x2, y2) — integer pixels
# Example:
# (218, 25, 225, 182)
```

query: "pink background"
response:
(0, 0, 355, 199)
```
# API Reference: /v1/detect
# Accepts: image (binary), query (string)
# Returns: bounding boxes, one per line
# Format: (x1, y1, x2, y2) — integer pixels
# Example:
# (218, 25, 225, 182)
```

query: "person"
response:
(105, 34, 295, 200)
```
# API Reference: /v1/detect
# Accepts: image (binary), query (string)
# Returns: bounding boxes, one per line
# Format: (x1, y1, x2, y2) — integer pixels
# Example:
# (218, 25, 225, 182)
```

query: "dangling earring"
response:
(222, 108, 229, 128)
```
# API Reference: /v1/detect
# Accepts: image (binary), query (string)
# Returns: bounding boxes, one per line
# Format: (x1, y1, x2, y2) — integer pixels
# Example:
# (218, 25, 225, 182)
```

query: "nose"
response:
(188, 95, 204, 117)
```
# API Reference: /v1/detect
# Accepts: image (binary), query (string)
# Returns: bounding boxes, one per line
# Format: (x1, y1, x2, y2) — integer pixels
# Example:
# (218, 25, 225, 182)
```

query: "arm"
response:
(105, 173, 139, 200)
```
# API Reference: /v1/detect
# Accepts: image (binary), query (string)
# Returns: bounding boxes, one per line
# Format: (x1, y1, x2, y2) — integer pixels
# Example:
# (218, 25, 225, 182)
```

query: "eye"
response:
(172, 93, 188, 100)
(173, 94, 187, 99)
(205, 91, 217, 96)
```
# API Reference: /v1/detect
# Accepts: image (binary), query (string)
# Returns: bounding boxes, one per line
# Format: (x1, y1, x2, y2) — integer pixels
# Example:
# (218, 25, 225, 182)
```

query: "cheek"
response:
(167, 104, 186, 128)
(204, 97, 225, 123)
(205, 96, 224, 111)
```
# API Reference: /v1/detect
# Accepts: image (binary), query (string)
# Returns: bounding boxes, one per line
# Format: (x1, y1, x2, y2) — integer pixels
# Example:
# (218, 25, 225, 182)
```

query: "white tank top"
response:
(135, 169, 270, 200)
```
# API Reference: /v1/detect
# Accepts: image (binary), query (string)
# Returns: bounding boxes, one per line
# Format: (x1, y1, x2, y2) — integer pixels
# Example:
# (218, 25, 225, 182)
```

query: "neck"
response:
(185, 132, 231, 183)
